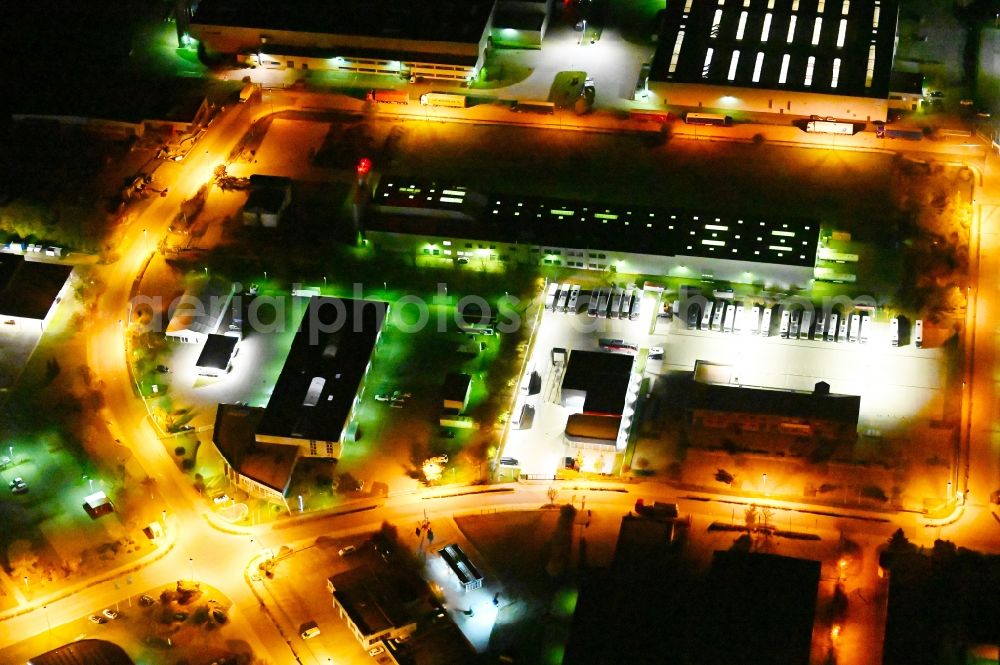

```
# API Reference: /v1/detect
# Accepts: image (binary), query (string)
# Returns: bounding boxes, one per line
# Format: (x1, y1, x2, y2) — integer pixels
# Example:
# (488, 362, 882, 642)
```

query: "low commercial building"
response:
(165, 277, 235, 344)
(437, 543, 484, 591)
(243, 175, 292, 228)
(441, 372, 472, 412)
(368, 178, 821, 288)
(490, 0, 554, 48)
(688, 377, 861, 441)
(28, 639, 134, 665)
(0, 254, 73, 332)
(888, 70, 925, 111)
(648, 0, 900, 121)
(697, 552, 821, 665)
(327, 566, 419, 649)
(212, 404, 298, 504)
(195, 333, 240, 377)
(191, 0, 496, 81)
(559, 350, 638, 451)
(255, 296, 387, 459)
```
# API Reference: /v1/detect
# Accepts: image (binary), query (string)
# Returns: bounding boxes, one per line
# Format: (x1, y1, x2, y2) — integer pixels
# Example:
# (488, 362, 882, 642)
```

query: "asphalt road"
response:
(1, 92, 999, 665)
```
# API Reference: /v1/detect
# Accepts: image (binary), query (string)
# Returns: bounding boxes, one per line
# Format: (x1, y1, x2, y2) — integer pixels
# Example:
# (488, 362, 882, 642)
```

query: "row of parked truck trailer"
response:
(545, 283, 643, 320)
(682, 300, 923, 347)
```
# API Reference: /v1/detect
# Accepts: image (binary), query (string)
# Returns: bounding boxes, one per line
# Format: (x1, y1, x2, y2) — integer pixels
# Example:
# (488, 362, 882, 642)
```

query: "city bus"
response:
(556, 284, 570, 312)
(848, 314, 861, 343)
(748, 305, 761, 334)
(610, 288, 624, 318)
(684, 112, 732, 126)
(859, 315, 871, 344)
(587, 290, 600, 317)
(513, 100, 556, 115)
(759, 307, 772, 337)
(620, 289, 634, 319)
(701, 301, 715, 329)
(597, 288, 611, 318)
(711, 301, 725, 331)
(826, 313, 839, 341)
(629, 291, 642, 320)
(723, 304, 736, 333)
(567, 285, 581, 314)
(799, 310, 813, 340)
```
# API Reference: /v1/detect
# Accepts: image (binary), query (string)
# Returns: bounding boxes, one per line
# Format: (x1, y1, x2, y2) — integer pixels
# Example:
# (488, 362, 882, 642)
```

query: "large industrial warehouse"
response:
(368, 178, 821, 288)
(648, 0, 901, 121)
(191, 0, 500, 81)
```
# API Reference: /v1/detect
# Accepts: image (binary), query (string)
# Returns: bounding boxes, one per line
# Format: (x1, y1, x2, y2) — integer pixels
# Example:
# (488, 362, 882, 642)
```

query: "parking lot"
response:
(500, 283, 948, 477)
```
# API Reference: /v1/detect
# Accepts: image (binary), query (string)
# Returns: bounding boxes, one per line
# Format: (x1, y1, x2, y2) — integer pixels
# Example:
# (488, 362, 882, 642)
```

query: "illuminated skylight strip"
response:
(865, 43, 876, 87)
(711, 9, 723, 37)
(669, 31, 686, 73)
(703, 239, 726, 246)
(752, 52, 764, 82)
(728, 50, 741, 80)
(831, 57, 841, 87)
(787, 16, 797, 42)
(703, 48, 715, 78)
(706, 223, 730, 231)
(761, 13, 772, 41)
(837, 18, 847, 47)
(737, 11, 748, 40)
(812, 17, 823, 45)
(842, 0, 850, 13)
(779, 53, 790, 84)
(804, 55, 815, 86)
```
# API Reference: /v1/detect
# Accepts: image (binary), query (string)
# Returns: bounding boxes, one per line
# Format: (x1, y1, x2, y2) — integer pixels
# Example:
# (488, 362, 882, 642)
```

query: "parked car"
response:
(89, 614, 107, 624)
(499, 457, 519, 467)
(102, 608, 120, 620)
(338, 545, 357, 557)
(139, 594, 156, 606)
(374, 393, 390, 402)
(212, 494, 231, 505)
(300, 621, 321, 639)
(9, 477, 28, 494)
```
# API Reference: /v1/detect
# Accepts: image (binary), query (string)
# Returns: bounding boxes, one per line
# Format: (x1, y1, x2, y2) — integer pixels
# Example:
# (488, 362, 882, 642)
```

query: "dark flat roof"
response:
(700, 551, 820, 665)
(28, 639, 134, 665)
(241, 42, 479, 67)
(565, 413, 622, 443)
(0, 254, 72, 320)
(889, 70, 924, 94)
(193, 0, 495, 45)
(257, 297, 386, 444)
(245, 188, 287, 214)
(328, 566, 415, 637)
(650, 0, 900, 98)
(562, 350, 634, 416)
(690, 380, 860, 424)
(212, 404, 299, 494)
(371, 178, 820, 268)
(438, 543, 483, 586)
(197, 334, 239, 370)
(442, 372, 471, 403)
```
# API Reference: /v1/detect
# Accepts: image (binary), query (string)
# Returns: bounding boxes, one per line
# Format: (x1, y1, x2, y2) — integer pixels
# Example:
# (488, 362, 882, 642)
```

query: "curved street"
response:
(2, 92, 999, 664)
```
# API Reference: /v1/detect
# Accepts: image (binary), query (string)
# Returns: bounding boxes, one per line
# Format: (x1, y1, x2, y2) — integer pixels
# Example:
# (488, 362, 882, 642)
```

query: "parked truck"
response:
(806, 120, 854, 134)
(367, 89, 410, 104)
(419, 92, 467, 108)
(875, 123, 923, 140)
